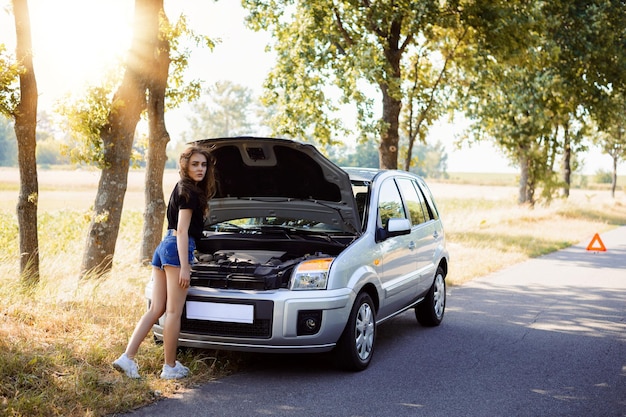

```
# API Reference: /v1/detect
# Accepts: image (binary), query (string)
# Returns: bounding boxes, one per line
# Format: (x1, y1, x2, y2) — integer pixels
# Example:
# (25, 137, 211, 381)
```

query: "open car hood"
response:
(192, 137, 362, 234)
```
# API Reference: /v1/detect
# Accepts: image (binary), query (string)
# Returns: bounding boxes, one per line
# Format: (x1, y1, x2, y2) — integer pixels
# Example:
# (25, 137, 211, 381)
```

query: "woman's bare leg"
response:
(162, 265, 188, 367)
(124, 267, 167, 359)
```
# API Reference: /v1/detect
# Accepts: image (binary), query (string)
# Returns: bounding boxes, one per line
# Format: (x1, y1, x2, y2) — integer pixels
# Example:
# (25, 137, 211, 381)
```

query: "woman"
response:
(113, 146, 216, 379)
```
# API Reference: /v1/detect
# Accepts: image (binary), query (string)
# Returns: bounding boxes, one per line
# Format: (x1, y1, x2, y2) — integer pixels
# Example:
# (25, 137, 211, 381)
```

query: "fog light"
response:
(297, 310, 322, 335)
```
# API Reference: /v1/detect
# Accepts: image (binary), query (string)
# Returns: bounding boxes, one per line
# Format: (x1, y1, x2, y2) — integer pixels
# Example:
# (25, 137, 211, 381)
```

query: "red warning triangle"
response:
(586, 233, 607, 252)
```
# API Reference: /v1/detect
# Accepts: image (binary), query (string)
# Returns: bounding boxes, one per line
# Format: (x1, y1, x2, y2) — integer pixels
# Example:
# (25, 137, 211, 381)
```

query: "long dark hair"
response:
(178, 146, 216, 216)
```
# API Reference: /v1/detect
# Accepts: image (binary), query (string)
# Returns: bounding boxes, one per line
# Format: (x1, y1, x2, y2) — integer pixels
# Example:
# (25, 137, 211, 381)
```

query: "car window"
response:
(378, 179, 406, 229)
(396, 178, 427, 226)
(416, 178, 440, 220)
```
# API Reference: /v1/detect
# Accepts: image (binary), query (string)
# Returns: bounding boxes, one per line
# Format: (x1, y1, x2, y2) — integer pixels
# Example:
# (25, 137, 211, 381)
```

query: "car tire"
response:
(335, 292, 376, 371)
(415, 266, 446, 327)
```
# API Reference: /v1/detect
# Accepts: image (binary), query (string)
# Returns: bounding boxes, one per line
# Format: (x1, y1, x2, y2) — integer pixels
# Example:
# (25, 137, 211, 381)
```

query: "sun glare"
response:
(20, 0, 133, 107)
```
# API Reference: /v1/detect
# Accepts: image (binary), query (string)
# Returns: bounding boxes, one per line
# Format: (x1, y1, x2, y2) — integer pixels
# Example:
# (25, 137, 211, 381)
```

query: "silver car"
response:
(148, 137, 449, 371)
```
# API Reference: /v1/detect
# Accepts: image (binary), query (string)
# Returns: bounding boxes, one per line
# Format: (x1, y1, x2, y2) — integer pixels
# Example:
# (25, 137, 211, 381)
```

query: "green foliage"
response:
(55, 72, 120, 168)
(544, 0, 626, 105)
(455, 1, 593, 204)
(408, 140, 448, 178)
(164, 13, 215, 109)
(0, 43, 21, 117)
(594, 170, 613, 184)
(243, 0, 453, 153)
(326, 138, 448, 178)
(593, 92, 626, 173)
(325, 138, 378, 168)
(185, 81, 256, 139)
(36, 139, 70, 167)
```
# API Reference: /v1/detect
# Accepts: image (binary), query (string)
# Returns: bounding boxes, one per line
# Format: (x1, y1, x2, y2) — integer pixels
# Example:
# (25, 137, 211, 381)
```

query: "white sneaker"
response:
(112, 353, 140, 379)
(160, 361, 190, 380)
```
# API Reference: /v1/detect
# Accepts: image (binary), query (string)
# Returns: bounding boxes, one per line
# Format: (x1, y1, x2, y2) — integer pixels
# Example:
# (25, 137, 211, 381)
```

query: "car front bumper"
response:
(147, 282, 355, 353)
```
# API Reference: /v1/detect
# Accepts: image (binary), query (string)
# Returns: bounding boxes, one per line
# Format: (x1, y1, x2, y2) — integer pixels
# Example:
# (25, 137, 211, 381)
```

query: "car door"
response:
(395, 177, 433, 296)
(414, 177, 445, 293)
(376, 178, 419, 315)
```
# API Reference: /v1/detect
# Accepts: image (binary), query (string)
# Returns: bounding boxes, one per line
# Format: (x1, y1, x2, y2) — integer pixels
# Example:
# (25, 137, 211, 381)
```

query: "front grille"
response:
(181, 298, 274, 339)
(192, 275, 273, 290)
(182, 318, 272, 338)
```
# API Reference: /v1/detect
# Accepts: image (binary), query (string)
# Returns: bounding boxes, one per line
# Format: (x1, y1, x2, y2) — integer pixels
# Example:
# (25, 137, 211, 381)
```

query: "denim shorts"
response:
(151, 229, 196, 269)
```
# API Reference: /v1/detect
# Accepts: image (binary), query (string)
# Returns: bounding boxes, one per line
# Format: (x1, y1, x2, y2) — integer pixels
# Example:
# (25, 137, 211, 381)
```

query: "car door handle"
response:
(408, 241, 416, 250)
(432, 231, 439, 239)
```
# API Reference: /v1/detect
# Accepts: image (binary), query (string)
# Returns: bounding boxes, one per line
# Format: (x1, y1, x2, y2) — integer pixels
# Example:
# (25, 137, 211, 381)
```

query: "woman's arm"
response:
(176, 208, 193, 288)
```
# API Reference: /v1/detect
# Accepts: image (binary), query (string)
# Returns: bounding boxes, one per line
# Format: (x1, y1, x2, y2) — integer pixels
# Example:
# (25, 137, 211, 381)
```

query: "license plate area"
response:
(186, 301, 254, 324)
(181, 297, 274, 338)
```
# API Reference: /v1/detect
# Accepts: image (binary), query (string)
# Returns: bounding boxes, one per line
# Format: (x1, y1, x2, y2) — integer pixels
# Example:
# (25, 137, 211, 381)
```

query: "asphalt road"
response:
(124, 227, 626, 417)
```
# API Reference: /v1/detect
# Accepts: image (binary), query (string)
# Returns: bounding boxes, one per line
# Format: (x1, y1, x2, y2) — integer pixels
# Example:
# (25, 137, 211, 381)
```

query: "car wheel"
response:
(335, 292, 376, 371)
(415, 266, 446, 327)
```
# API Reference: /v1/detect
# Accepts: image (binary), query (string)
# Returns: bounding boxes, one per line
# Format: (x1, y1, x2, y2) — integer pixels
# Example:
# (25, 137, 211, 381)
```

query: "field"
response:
(1, 167, 625, 416)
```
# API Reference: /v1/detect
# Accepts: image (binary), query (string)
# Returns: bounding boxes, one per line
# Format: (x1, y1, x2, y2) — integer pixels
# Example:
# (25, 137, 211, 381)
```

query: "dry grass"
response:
(430, 182, 626, 285)
(1, 169, 625, 416)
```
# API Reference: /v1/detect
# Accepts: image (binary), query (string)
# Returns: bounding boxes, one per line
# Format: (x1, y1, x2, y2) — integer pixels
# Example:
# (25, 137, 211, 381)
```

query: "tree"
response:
(541, 0, 626, 197)
(545, 0, 626, 105)
(402, 24, 466, 172)
(140, 12, 212, 263)
(555, 110, 588, 198)
(243, 0, 460, 170)
(455, 1, 600, 205)
(458, 48, 558, 205)
(140, 3, 171, 264)
(10, 0, 40, 284)
(79, 0, 156, 277)
(186, 81, 255, 139)
(594, 92, 626, 198)
(57, 5, 211, 269)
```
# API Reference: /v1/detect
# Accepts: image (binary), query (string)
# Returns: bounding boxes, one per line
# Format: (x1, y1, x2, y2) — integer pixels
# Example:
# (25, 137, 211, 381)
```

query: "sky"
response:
(0, 0, 621, 174)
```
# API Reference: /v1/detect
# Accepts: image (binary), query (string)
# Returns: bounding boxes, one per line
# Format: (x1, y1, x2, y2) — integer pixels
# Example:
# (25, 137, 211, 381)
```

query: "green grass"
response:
(1, 174, 626, 416)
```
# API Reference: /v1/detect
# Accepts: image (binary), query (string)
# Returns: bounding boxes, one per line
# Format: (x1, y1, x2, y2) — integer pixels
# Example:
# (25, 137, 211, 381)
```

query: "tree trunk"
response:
(518, 153, 530, 205)
(560, 124, 571, 198)
(80, 0, 154, 278)
(12, 0, 40, 285)
(379, 85, 401, 170)
(378, 21, 403, 171)
(141, 0, 171, 264)
(611, 155, 617, 199)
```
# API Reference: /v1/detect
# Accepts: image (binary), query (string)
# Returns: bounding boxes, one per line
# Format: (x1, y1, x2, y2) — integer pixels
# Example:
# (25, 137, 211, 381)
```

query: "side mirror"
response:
(387, 218, 411, 235)
(376, 218, 411, 241)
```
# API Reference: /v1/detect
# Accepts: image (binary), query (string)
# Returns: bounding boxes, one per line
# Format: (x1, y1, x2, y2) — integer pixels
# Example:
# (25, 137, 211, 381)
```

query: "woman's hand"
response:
(179, 263, 191, 288)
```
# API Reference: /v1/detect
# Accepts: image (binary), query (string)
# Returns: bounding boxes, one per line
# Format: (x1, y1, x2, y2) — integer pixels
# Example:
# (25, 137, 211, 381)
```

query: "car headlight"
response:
(290, 258, 334, 290)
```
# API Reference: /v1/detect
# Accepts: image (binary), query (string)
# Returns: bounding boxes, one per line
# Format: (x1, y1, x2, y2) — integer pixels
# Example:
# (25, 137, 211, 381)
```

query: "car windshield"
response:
(206, 217, 345, 234)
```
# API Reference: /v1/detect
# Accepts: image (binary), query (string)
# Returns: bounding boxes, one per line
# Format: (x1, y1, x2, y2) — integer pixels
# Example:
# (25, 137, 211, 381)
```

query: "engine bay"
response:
(191, 247, 339, 290)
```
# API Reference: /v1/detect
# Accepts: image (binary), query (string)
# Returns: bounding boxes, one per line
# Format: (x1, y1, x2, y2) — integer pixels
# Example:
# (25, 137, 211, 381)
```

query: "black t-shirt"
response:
(166, 182, 205, 240)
